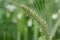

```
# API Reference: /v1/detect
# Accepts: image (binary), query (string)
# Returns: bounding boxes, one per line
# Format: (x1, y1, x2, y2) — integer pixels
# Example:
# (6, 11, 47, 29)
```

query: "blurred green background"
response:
(0, 0, 60, 40)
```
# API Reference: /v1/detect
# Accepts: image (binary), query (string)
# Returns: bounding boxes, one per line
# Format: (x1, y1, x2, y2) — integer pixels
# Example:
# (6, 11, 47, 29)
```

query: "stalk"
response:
(3, 31, 6, 40)
(49, 19, 60, 40)
(17, 31, 21, 40)
(24, 26, 28, 40)
(17, 22, 21, 40)
(33, 20, 39, 40)
(7, 28, 11, 40)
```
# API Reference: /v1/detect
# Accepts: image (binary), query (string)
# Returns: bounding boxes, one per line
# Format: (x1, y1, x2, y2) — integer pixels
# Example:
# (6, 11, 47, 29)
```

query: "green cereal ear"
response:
(20, 4, 49, 40)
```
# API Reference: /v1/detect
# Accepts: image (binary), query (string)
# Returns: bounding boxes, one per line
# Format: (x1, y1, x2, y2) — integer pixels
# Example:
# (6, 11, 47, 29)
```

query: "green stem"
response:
(49, 19, 60, 40)
(3, 31, 6, 40)
(17, 31, 21, 40)
(7, 30, 11, 40)
(24, 27, 28, 40)
(33, 21, 39, 40)
(17, 21, 21, 40)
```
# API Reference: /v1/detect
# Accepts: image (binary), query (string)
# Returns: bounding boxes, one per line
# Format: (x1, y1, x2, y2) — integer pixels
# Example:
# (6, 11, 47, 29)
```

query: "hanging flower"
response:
(6, 5, 16, 12)
(39, 28, 43, 32)
(28, 0, 35, 4)
(55, 0, 60, 3)
(6, 13, 10, 18)
(52, 13, 58, 20)
(58, 9, 60, 13)
(39, 36, 46, 40)
(12, 18, 17, 23)
(17, 13, 23, 20)
(27, 19, 32, 27)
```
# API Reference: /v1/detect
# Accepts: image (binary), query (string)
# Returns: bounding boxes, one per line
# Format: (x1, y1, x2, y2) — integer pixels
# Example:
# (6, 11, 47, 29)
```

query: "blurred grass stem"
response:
(49, 19, 60, 40)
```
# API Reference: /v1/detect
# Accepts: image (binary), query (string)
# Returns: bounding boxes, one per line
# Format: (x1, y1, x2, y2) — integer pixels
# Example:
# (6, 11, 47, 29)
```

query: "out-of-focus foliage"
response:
(0, 0, 60, 40)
